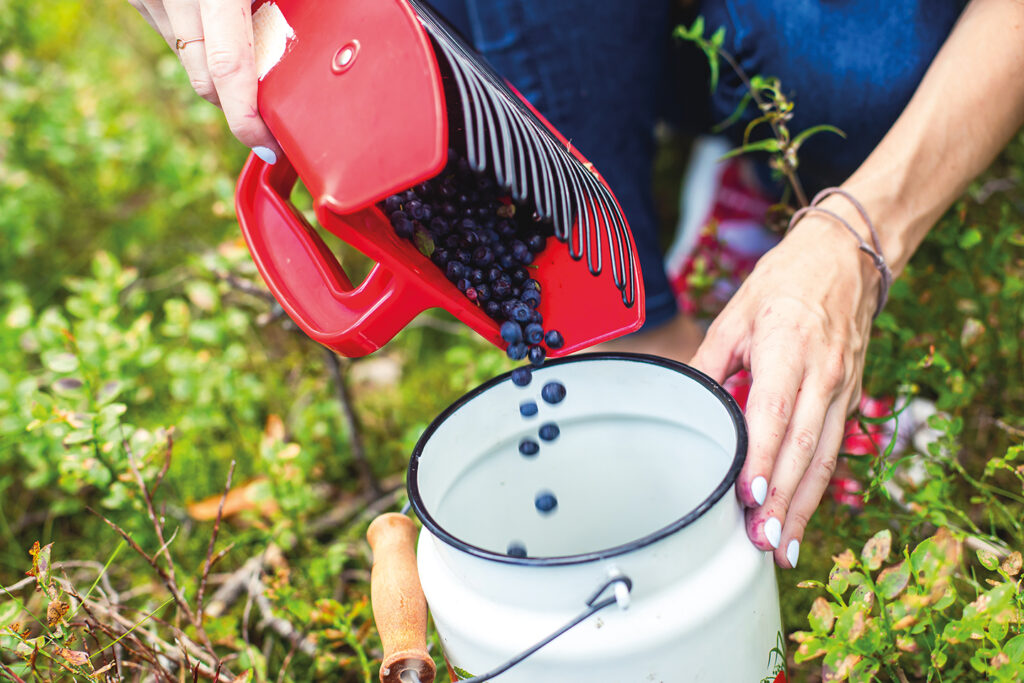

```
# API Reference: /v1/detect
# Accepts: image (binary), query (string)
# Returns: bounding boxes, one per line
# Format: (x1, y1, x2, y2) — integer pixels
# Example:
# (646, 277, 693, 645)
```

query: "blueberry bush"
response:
(1, 4, 1022, 682)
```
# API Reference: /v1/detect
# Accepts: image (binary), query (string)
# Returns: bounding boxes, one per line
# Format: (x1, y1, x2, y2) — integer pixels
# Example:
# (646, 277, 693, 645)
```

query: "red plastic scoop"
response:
(235, 0, 645, 358)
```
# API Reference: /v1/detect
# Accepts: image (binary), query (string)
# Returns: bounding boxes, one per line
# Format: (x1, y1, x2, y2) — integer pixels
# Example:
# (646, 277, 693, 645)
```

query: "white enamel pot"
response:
(369, 353, 786, 683)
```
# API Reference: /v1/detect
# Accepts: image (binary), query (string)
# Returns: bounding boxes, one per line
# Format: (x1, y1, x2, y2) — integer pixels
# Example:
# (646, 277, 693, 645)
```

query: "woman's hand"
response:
(127, 0, 282, 163)
(690, 205, 881, 569)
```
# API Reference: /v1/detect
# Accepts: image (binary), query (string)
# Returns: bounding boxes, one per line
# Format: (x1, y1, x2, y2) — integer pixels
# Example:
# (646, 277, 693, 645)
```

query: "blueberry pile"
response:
(381, 148, 565, 366)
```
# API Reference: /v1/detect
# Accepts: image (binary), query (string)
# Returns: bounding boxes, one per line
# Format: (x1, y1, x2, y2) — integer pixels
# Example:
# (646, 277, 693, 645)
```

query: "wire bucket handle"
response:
(367, 512, 633, 683)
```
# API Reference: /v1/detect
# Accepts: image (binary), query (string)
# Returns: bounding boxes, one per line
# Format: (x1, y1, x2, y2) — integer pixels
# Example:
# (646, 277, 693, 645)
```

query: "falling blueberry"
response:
(524, 323, 544, 345)
(535, 491, 558, 514)
(511, 367, 533, 387)
(519, 400, 538, 418)
(541, 381, 566, 404)
(507, 541, 528, 558)
(538, 422, 560, 441)
(519, 438, 540, 457)
(500, 321, 523, 344)
(528, 345, 546, 367)
(544, 330, 564, 349)
(507, 342, 528, 361)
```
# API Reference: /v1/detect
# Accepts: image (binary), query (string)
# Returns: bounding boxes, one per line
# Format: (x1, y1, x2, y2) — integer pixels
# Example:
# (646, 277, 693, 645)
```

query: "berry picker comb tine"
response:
(235, 0, 645, 360)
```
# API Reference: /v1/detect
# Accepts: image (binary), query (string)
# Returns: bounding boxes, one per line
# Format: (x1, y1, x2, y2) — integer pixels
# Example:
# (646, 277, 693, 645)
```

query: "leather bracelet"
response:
(787, 187, 893, 320)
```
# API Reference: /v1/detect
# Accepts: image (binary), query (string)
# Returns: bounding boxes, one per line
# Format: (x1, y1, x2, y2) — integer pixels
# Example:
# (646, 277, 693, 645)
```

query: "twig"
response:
(253, 592, 316, 657)
(151, 431, 174, 498)
(214, 271, 277, 303)
(0, 661, 27, 683)
(710, 47, 808, 207)
(196, 461, 236, 627)
(123, 431, 180, 585)
(275, 630, 305, 683)
(324, 350, 380, 495)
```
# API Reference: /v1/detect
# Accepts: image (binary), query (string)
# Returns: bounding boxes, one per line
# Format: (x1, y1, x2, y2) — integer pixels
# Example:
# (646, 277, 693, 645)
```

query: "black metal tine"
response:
(413, 0, 638, 305)
(497, 95, 531, 201)
(533, 130, 573, 235)
(462, 60, 505, 180)
(430, 36, 479, 169)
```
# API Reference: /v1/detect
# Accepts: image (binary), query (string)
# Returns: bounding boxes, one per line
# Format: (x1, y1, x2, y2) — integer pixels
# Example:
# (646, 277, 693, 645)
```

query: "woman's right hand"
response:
(128, 0, 282, 164)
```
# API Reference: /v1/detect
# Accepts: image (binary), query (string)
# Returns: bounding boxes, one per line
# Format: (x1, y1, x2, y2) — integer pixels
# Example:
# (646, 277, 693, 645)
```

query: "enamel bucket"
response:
(407, 353, 786, 682)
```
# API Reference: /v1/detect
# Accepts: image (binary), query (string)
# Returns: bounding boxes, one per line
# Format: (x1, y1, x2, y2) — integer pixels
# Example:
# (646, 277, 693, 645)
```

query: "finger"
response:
(198, 0, 282, 161)
(737, 332, 805, 509)
(128, 0, 175, 49)
(749, 373, 832, 551)
(165, 0, 219, 105)
(690, 314, 747, 384)
(142, 0, 176, 48)
(775, 399, 850, 569)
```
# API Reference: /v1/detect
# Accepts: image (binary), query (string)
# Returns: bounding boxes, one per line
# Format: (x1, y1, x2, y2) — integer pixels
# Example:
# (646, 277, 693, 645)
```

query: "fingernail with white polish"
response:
(763, 517, 782, 549)
(750, 476, 768, 506)
(252, 146, 278, 165)
(787, 539, 800, 569)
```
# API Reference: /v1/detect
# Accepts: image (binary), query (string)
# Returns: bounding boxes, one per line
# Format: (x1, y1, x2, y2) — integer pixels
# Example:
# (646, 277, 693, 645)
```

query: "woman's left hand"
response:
(690, 207, 881, 569)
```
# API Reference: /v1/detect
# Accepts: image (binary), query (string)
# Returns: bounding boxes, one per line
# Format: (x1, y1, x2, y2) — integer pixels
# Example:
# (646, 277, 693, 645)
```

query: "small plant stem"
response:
(0, 660, 28, 683)
(713, 47, 809, 207)
(324, 350, 380, 495)
(196, 460, 236, 627)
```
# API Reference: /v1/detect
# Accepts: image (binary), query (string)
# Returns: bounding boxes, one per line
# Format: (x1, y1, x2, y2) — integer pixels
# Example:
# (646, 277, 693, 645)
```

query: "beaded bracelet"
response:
(787, 187, 894, 320)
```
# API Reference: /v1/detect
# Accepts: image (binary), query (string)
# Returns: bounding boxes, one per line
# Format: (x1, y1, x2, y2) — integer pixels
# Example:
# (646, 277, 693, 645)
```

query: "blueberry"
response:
(519, 400, 538, 417)
(384, 195, 403, 213)
(498, 253, 517, 270)
(431, 248, 450, 267)
(472, 246, 495, 267)
(507, 541, 527, 558)
(507, 342, 528, 361)
(521, 289, 541, 309)
(487, 266, 504, 283)
(475, 283, 491, 301)
(523, 279, 540, 292)
(415, 181, 433, 197)
(407, 200, 425, 220)
(470, 268, 485, 285)
(528, 309, 543, 325)
(460, 231, 481, 249)
(484, 301, 502, 319)
(519, 438, 539, 456)
(492, 275, 513, 300)
(455, 249, 472, 264)
(500, 321, 523, 344)
(511, 304, 532, 324)
(510, 367, 532, 387)
(430, 216, 450, 234)
(500, 300, 518, 319)
(534, 491, 558, 514)
(528, 345, 547, 367)
(538, 422, 559, 441)
(510, 267, 529, 285)
(526, 233, 546, 252)
(544, 330, 564, 349)
(393, 217, 414, 238)
(524, 323, 544, 345)
(541, 381, 566, 404)
(445, 261, 465, 281)
(456, 278, 472, 292)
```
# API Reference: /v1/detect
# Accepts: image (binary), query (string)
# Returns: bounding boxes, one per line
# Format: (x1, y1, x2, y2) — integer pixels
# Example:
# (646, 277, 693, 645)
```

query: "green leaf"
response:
(958, 227, 983, 249)
(808, 597, 835, 634)
(790, 124, 847, 151)
(710, 26, 725, 48)
(719, 138, 781, 160)
(861, 529, 892, 571)
(828, 564, 851, 595)
(63, 428, 94, 446)
(876, 560, 910, 600)
(690, 16, 705, 39)
(413, 227, 435, 257)
(977, 548, 1000, 571)
(43, 351, 79, 374)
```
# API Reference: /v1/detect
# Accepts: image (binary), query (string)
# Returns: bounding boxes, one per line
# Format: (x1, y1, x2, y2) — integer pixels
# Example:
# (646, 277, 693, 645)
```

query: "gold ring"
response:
(176, 37, 204, 51)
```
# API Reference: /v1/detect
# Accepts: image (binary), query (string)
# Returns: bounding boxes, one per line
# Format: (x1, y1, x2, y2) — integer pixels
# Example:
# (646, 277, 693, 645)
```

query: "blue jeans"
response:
(429, 0, 963, 327)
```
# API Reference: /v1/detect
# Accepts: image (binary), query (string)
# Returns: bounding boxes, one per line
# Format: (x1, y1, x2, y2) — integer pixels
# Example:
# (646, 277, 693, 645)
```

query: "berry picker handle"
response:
(367, 513, 436, 683)
(235, 154, 431, 357)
